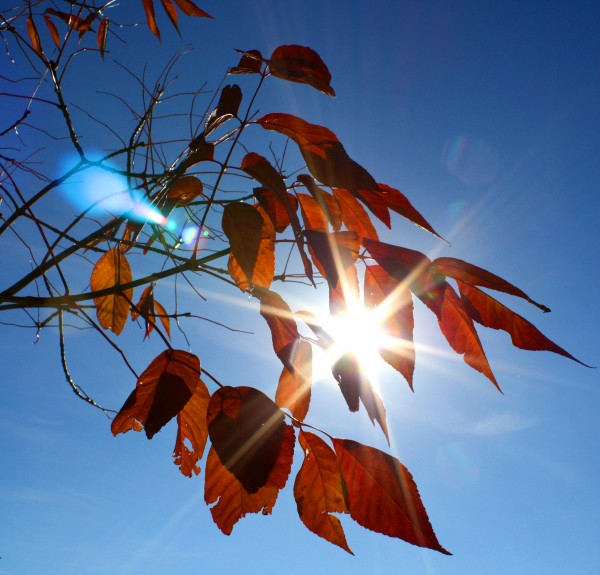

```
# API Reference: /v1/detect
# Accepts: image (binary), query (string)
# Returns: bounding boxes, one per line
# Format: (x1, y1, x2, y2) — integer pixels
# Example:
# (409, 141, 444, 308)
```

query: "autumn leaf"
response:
(364, 264, 415, 389)
(268, 45, 335, 96)
(457, 281, 589, 366)
(333, 187, 379, 242)
(90, 248, 133, 335)
(160, 0, 179, 32)
(182, 132, 215, 171)
(230, 49, 263, 74)
(438, 283, 498, 389)
(275, 339, 312, 421)
(26, 16, 43, 57)
(253, 187, 297, 233)
(44, 15, 61, 49)
(228, 205, 275, 291)
(334, 439, 451, 555)
(97, 18, 108, 58)
(112, 349, 200, 438)
(141, 0, 160, 39)
(206, 386, 293, 493)
(173, 0, 213, 18)
(131, 285, 171, 339)
(205, 84, 242, 135)
(329, 263, 360, 316)
(205, 422, 294, 534)
(165, 175, 204, 206)
(222, 202, 264, 282)
(297, 193, 328, 232)
(303, 230, 359, 289)
(297, 174, 343, 231)
(173, 377, 210, 476)
(294, 431, 352, 553)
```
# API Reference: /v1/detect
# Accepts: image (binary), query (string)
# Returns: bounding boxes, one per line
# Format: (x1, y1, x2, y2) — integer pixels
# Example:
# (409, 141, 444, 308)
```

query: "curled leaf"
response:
(97, 18, 108, 58)
(205, 84, 242, 135)
(230, 49, 263, 74)
(26, 16, 43, 56)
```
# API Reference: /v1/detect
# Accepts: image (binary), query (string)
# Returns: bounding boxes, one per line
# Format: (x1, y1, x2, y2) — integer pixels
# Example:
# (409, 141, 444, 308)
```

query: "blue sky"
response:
(1, 1, 599, 574)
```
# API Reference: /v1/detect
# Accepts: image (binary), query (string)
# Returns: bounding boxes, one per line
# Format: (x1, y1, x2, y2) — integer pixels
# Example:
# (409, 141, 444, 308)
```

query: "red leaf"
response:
(90, 248, 133, 335)
(173, 0, 213, 18)
(253, 187, 297, 233)
(205, 84, 242, 135)
(97, 18, 108, 58)
(275, 339, 312, 421)
(44, 15, 61, 49)
(296, 174, 341, 230)
(378, 183, 444, 240)
(297, 193, 328, 232)
(230, 49, 263, 74)
(438, 284, 498, 389)
(294, 431, 352, 553)
(269, 45, 335, 96)
(206, 386, 293, 493)
(204, 423, 294, 534)
(222, 202, 264, 283)
(303, 230, 359, 289)
(254, 286, 301, 369)
(333, 187, 379, 242)
(364, 265, 415, 389)
(333, 439, 451, 555)
(173, 377, 210, 476)
(458, 281, 590, 366)
(432, 257, 551, 313)
(160, 0, 179, 31)
(111, 350, 200, 438)
(141, 0, 160, 39)
(227, 205, 275, 291)
(26, 16, 43, 56)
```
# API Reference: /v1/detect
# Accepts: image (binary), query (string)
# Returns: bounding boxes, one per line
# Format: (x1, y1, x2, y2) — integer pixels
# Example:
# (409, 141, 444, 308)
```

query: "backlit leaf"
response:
(166, 175, 204, 205)
(297, 193, 328, 232)
(173, 0, 213, 18)
(275, 339, 312, 421)
(205, 84, 242, 135)
(228, 205, 275, 291)
(329, 263, 359, 316)
(26, 16, 43, 56)
(364, 265, 415, 389)
(44, 15, 60, 49)
(141, 0, 160, 39)
(90, 248, 133, 335)
(297, 174, 343, 231)
(222, 202, 264, 282)
(294, 431, 352, 553)
(333, 187, 379, 242)
(97, 18, 108, 58)
(333, 439, 451, 555)
(303, 230, 359, 288)
(269, 45, 335, 96)
(438, 284, 498, 389)
(131, 285, 171, 339)
(173, 377, 210, 476)
(458, 281, 589, 366)
(207, 386, 292, 493)
(111, 350, 200, 438)
(160, 0, 179, 32)
(230, 49, 263, 74)
(253, 187, 297, 233)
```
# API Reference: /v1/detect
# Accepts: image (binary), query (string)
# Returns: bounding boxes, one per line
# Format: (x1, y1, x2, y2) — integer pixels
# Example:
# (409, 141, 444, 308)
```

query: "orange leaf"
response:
(333, 439, 451, 555)
(432, 257, 550, 312)
(166, 175, 204, 205)
(333, 187, 379, 242)
(141, 0, 160, 39)
(44, 15, 60, 49)
(173, 0, 213, 18)
(26, 16, 43, 56)
(328, 262, 359, 316)
(253, 187, 297, 233)
(205, 84, 242, 135)
(160, 0, 179, 31)
(364, 265, 415, 389)
(207, 386, 293, 493)
(222, 202, 264, 282)
(254, 286, 301, 369)
(269, 45, 335, 96)
(132, 285, 170, 339)
(230, 49, 263, 74)
(97, 18, 108, 58)
(228, 205, 275, 291)
(297, 174, 343, 231)
(90, 248, 133, 335)
(44, 9, 88, 31)
(173, 377, 210, 476)
(111, 349, 200, 438)
(204, 423, 294, 534)
(297, 193, 328, 232)
(303, 230, 359, 289)
(294, 431, 352, 553)
(438, 283, 498, 389)
(275, 339, 312, 421)
(458, 281, 589, 366)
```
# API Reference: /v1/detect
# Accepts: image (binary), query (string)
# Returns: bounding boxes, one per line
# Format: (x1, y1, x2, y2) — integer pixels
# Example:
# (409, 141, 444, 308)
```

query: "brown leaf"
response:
(378, 183, 444, 240)
(294, 431, 352, 553)
(254, 286, 301, 369)
(228, 205, 275, 291)
(253, 187, 297, 233)
(230, 49, 263, 74)
(141, 0, 160, 39)
(97, 18, 108, 58)
(333, 187, 379, 242)
(166, 175, 204, 205)
(111, 349, 200, 438)
(364, 265, 415, 389)
(44, 9, 88, 31)
(439, 283, 498, 388)
(457, 281, 589, 366)
(182, 132, 214, 171)
(173, 377, 210, 476)
(26, 16, 43, 56)
(173, 0, 213, 18)
(432, 257, 551, 313)
(333, 439, 451, 555)
(206, 386, 293, 493)
(204, 423, 294, 534)
(269, 45, 335, 96)
(275, 339, 312, 421)
(90, 248, 133, 335)
(44, 15, 60, 49)
(131, 285, 170, 339)
(205, 84, 242, 135)
(303, 230, 359, 289)
(160, 0, 179, 31)
(222, 202, 264, 283)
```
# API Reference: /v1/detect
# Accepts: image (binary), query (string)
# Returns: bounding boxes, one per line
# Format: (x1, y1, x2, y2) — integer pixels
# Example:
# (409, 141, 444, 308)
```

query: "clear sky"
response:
(1, 1, 599, 574)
